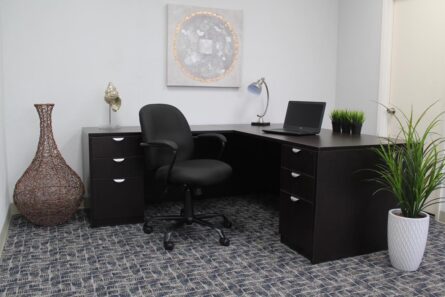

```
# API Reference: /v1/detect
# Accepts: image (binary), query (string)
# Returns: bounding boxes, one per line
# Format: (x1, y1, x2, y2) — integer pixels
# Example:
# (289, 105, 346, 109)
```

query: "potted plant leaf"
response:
(373, 103, 445, 271)
(340, 110, 351, 135)
(330, 110, 342, 133)
(350, 111, 365, 135)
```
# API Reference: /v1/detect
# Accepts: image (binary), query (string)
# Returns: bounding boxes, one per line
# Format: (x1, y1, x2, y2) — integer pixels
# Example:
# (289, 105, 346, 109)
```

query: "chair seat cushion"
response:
(156, 159, 232, 187)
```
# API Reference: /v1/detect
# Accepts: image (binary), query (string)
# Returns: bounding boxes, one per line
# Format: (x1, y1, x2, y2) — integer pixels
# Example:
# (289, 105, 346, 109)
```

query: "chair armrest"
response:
(193, 133, 227, 159)
(140, 139, 178, 151)
(193, 133, 227, 144)
(140, 139, 178, 184)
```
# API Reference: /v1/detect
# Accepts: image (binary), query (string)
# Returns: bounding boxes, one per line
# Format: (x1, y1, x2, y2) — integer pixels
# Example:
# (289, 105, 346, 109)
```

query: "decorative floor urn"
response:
(14, 104, 84, 226)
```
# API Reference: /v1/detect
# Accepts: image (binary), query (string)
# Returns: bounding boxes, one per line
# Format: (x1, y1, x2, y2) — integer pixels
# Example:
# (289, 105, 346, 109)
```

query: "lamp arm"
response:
(257, 80, 270, 118)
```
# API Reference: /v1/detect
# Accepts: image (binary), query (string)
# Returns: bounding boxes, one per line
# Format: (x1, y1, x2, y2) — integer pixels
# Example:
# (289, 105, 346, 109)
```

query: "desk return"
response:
(82, 125, 395, 264)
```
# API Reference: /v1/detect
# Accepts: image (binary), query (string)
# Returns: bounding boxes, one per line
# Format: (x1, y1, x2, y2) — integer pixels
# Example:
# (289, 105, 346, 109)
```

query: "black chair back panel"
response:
(139, 104, 194, 170)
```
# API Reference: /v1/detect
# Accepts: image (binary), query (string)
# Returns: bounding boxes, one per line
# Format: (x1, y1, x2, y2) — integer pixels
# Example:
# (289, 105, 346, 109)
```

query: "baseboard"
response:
(437, 211, 445, 224)
(9, 203, 18, 215)
(0, 203, 16, 257)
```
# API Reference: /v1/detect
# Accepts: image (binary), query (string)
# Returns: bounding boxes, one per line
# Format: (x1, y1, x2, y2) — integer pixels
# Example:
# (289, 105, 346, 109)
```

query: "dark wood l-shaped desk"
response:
(82, 124, 395, 264)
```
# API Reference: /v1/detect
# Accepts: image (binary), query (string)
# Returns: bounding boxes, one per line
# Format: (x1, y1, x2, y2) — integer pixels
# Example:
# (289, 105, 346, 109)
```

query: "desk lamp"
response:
(248, 77, 270, 126)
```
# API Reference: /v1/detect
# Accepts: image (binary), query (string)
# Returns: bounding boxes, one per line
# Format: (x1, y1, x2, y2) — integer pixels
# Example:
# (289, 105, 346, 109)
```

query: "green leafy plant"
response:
(350, 111, 365, 125)
(330, 109, 365, 124)
(330, 110, 342, 122)
(338, 110, 350, 124)
(373, 103, 445, 218)
(346, 110, 354, 124)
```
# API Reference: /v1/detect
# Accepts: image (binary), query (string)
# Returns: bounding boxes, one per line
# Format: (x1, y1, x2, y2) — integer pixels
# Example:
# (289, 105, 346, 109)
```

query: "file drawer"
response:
(90, 177, 144, 224)
(279, 191, 314, 257)
(91, 156, 144, 179)
(90, 135, 143, 158)
(281, 145, 316, 176)
(280, 168, 315, 203)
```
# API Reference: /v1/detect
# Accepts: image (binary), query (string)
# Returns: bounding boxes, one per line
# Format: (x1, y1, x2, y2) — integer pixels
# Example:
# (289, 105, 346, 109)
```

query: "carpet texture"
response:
(0, 196, 444, 297)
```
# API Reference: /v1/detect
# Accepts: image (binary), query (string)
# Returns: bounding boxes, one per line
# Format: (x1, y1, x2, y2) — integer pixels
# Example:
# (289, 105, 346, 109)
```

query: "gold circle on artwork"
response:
(173, 11, 240, 83)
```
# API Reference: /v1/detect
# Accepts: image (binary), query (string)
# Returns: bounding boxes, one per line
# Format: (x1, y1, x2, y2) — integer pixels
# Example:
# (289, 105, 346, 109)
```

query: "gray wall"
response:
(336, 0, 383, 134)
(0, 1, 10, 245)
(0, 0, 340, 197)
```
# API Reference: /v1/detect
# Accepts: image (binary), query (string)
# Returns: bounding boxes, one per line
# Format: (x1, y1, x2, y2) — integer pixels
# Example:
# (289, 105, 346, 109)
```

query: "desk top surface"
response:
(83, 124, 388, 150)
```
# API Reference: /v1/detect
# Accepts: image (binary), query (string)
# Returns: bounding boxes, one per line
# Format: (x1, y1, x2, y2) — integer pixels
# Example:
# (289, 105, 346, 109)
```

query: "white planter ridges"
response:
(388, 209, 429, 271)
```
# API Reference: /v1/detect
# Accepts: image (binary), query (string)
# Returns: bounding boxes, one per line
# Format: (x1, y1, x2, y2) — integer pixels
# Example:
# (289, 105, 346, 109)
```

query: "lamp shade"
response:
(248, 78, 265, 95)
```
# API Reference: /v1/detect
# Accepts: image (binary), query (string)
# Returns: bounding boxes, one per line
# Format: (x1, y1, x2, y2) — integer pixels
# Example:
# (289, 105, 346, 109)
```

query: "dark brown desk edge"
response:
(82, 124, 390, 151)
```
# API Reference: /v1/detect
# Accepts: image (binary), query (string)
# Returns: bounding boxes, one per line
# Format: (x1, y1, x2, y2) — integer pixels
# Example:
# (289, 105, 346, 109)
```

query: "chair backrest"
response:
(139, 104, 194, 170)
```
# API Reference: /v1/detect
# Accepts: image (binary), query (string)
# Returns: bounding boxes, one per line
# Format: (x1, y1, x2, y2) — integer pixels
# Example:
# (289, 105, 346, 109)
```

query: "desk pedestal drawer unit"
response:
(279, 145, 317, 259)
(279, 142, 395, 264)
(82, 125, 396, 263)
(83, 129, 145, 227)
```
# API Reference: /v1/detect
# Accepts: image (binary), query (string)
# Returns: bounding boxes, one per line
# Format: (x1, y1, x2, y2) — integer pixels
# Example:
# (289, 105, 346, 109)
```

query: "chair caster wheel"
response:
(223, 219, 232, 228)
(219, 237, 230, 246)
(143, 223, 153, 234)
(164, 241, 174, 251)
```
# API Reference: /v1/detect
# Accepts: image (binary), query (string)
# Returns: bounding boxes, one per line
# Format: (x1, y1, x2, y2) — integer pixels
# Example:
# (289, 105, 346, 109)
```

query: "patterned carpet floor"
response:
(1, 196, 445, 297)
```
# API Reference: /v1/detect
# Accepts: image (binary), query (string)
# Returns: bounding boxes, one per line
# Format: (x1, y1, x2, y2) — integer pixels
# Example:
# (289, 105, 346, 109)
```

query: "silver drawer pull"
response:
(291, 148, 301, 154)
(112, 137, 124, 142)
(290, 196, 300, 202)
(113, 179, 126, 183)
(291, 172, 300, 178)
(113, 158, 125, 163)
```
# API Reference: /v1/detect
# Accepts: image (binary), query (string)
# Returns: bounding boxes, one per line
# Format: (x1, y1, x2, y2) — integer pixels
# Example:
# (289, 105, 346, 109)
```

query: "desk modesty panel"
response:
(82, 124, 396, 264)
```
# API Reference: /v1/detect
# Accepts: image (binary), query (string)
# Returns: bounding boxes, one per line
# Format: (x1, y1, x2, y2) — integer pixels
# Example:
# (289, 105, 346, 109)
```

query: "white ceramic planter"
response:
(387, 209, 430, 271)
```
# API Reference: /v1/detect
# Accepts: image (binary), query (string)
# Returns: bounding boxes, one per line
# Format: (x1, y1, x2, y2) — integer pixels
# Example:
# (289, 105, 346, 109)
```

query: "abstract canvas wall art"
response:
(167, 5, 243, 87)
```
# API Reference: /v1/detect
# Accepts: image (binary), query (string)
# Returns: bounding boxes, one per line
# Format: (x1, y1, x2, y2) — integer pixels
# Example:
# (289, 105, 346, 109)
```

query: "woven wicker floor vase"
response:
(13, 104, 84, 226)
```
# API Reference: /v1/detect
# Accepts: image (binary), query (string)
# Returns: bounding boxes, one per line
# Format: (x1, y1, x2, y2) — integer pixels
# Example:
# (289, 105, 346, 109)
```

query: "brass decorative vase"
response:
(13, 104, 84, 226)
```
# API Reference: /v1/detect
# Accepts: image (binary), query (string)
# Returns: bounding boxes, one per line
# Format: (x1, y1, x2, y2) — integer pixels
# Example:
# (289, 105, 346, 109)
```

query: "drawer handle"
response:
(291, 148, 301, 154)
(113, 179, 126, 183)
(112, 137, 125, 142)
(291, 172, 300, 178)
(113, 158, 125, 163)
(290, 196, 300, 202)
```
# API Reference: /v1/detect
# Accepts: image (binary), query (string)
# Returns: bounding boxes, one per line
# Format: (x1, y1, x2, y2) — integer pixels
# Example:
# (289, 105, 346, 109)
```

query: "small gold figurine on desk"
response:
(104, 82, 122, 127)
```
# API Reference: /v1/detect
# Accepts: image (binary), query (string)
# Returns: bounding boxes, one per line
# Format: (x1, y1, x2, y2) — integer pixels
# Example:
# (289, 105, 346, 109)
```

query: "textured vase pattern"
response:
(388, 209, 430, 271)
(14, 104, 84, 226)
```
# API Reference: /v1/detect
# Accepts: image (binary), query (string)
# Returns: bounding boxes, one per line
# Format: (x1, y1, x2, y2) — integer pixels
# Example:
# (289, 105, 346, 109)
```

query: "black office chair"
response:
(139, 104, 233, 251)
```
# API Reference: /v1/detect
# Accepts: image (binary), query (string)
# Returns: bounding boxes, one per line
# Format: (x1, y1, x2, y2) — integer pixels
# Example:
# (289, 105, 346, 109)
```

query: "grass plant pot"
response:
(340, 122, 351, 135)
(388, 209, 429, 271)
(351, 123, 362, 135)
(331, 121, 341, 133)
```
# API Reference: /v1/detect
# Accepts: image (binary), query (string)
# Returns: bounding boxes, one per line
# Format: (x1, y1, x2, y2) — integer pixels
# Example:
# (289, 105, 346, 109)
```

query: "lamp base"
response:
(251, 121, 270, 126)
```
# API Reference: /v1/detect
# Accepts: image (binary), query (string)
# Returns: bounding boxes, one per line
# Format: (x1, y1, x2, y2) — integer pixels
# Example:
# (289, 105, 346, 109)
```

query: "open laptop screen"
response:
(283, 101, 326, 130)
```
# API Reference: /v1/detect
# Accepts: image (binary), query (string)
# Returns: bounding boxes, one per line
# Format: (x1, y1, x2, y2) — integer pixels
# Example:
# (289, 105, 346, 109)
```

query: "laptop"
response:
(263, 101, 326, 136)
